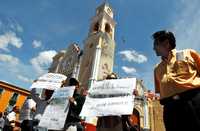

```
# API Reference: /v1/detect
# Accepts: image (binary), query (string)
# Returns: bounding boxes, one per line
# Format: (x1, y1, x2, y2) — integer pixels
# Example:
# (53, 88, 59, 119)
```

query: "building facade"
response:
(148, 100, 165, 131)
(49, 43, 81, 80)
(0, 81, 30, 113)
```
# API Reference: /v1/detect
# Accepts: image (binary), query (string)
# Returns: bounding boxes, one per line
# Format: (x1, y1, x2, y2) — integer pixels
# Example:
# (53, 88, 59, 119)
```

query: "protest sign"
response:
(89, 78, 136, 95)
(38, 86, 75, 130)
(30, 73, 67, 90)
(80, 78, 136, 117)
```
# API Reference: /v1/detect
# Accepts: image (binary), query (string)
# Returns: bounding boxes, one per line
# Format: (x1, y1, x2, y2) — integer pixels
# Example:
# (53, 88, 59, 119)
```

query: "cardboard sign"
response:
(80, 78, 136, 117)
(38, 86, 75, 130)
(30, 73, 67, 90)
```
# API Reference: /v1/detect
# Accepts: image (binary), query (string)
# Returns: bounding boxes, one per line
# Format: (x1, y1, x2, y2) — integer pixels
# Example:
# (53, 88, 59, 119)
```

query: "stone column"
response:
(143, 98, 150, 131)
(88, 38, 102, 88)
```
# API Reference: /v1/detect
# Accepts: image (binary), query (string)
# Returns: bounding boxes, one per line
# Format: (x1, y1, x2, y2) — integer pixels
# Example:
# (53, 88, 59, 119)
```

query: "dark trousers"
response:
(21, 120, 33, 131)
(3, 125, 13, 131)
(162, 89, 200, 131)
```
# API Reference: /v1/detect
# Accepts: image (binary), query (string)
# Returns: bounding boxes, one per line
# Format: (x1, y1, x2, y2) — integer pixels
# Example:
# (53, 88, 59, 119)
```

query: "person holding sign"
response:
(31, 88, 54, 127)
(65, 78, 86, 131)
(96, 73, 123, 131)
(152, 30, 200, 131)
(31, 74, 67, 127)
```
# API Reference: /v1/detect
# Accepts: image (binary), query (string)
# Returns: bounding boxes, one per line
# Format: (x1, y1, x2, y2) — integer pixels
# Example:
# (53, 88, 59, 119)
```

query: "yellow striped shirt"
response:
(154, 49, 200, 99)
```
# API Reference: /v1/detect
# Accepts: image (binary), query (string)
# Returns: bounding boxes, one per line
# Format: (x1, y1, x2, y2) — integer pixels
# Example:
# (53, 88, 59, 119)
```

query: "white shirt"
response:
(5, 111, 16, 127)
(7, 112, 16, 122)
(19, 99, 36, 121)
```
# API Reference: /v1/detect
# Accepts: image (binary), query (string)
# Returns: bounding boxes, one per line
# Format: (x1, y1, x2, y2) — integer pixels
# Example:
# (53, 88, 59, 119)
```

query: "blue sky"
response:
(0, 0, 200, 90)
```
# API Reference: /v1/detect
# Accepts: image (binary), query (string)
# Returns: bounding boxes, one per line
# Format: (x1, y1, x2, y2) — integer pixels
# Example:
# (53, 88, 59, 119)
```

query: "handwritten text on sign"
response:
(80, 78, 136, 117)
(39, 86, 75, 130)
(30, 73, 67, 90)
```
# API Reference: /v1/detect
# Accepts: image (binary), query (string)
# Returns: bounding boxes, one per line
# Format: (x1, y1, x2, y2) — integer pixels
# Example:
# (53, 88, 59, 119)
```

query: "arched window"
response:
(105, 23, 113, 38)
(93, 22, 99, 32)
(105, 23, 111, 33)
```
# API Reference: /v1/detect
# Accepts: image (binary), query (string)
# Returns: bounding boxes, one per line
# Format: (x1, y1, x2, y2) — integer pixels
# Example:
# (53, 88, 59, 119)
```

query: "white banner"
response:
(80, 78, 136, 117)
(89, 78, 136, 95)
(30, 73, 67, 90)
(38, 86, 75, 130)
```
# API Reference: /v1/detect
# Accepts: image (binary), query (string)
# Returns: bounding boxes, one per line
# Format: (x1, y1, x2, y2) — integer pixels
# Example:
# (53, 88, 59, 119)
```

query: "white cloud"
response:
(17, 75, 33, 83)
(171, 0, 200, 51)
(32, 40, 42, 48)
(0, 53, 36, 85)
(122, 66, 136, 74)
(0, 53, 19, 65)
(0, 31, 23, 51)
(30, 50, 57, 75)
(119, 50, 147, 63)
(0, 50, 56, 86)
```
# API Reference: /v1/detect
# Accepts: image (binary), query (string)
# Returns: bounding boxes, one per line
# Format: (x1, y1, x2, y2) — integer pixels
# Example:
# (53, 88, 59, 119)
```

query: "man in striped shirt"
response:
(152, 30, 200, 131)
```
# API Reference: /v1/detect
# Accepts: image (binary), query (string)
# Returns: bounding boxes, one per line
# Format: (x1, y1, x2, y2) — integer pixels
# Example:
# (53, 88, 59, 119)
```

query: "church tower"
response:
(79, 2, 116, 88)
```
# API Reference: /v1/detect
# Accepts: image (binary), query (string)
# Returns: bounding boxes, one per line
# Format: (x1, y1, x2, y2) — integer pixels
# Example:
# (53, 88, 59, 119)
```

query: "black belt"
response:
(160, 88, 200, 105)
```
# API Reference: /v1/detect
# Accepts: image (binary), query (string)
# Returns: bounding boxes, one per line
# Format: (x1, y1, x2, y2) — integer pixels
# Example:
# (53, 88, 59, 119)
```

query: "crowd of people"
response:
(0, 106, 20, 131)
(0, 77, 86, 131)
(0, 74, 140, 131)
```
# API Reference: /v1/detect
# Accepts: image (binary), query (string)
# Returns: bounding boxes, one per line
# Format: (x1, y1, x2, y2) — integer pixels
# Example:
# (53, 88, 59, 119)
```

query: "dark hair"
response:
(152, 30, 176, 49)
(69, 78, 79, 86)
(106, 73, 118, 79)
